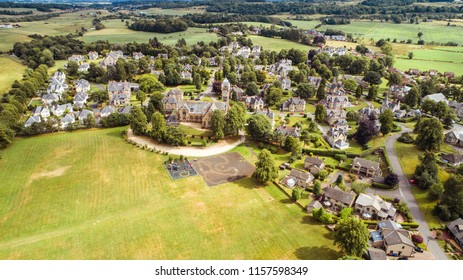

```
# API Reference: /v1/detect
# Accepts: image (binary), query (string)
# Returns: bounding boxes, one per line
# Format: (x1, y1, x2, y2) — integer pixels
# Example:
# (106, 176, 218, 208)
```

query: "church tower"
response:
(221, 78, 231, 105)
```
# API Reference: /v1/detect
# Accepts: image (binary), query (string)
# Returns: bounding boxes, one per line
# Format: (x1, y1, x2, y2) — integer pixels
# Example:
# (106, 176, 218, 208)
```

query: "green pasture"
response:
(248, 35, 313, 52)
(0, 127, 339, 259)
(82, 20, 218, 46)
(0, 56, 26, 94)
(319, 20, 463, 45)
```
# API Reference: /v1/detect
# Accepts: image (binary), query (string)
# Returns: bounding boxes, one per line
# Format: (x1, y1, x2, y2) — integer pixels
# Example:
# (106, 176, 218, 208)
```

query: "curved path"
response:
(127, 129, 245, 157)
(385, 124, 448, 260)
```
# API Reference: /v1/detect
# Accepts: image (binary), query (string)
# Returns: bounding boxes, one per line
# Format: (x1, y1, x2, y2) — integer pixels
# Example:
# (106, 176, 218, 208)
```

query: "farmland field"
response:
(318, 20, 463, 46)
(0, 127, 339, 259)
(82, 20, 218, 46)
(0, 56, 26, 94)
(248, 35, 314, 52)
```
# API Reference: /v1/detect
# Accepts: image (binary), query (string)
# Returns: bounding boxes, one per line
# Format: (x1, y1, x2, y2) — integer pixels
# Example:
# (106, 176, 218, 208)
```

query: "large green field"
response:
(0, 56, 26, 94)
(82, 19, 218, 46)
(248, 35, 314, 52)
(0, 127, 339, 259)
(318, 20, 463, 45)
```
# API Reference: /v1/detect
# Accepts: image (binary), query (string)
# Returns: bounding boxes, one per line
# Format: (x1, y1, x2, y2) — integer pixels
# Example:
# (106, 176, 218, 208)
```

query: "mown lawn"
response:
(0, 127, 339, 259)
(0, 56, 26, 94)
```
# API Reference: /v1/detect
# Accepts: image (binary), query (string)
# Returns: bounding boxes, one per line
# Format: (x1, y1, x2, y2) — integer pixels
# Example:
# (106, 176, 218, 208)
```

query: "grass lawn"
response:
(394, 57, 463, 76)
(0, 56, 26, 94)
(178, 124, 213, 137)
(0, 128, 339, 259)
(394, 141, 450, 229)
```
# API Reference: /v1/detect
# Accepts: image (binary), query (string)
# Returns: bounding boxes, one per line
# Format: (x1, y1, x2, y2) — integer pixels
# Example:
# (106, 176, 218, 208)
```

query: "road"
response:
(127, 129, 245, 157)
(384, 124, 448, 260)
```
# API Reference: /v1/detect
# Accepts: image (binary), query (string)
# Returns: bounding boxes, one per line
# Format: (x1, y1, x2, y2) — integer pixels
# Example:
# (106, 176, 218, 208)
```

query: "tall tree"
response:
(314, 104, 326, 123)
(193, 73, 202, 90)
(136, 90, 146, 105)
(316, 78, 326, 100)
(245, 82, 259, 96)
(334, 217, 369, 257)
(355, 85, 363, 99)
(210, 109, 226, 140)
(253, 149, 278, 183)
(129, 106, 147, 135)
(139, 75, 165, 94)
(247, 114, 271, 140)
(367, 85, 378, 100)
(414, 118, 443, 151)
(225, 103, 245, 136)
(267, 87, 283, 107)
(404, 85, 420, 107)
(295, 83, 316, 99)
(434, 175, 463, 221)
(379, 109, 394, 135)
(414, 151, 438, 190)
(354, 118, 379, 146)
(150, 111, 167, 142)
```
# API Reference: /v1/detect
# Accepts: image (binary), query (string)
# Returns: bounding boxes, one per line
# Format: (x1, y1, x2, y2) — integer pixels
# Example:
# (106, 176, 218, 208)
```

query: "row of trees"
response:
(129, 18, 188, 33)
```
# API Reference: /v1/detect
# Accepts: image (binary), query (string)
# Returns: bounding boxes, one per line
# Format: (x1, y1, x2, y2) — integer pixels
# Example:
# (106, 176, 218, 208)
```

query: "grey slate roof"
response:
(353, 157, 380, 170)
(304, 156, 324, 166)
(324, 186, 356, 206)
(289, 169, 314, 181)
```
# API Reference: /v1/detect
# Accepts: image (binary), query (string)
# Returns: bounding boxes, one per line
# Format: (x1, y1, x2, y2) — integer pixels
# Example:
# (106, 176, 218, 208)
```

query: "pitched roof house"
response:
(351, 157, 382, 177)
(243, 96, 264, 111)
(444, 130, 463, 147)
(281, 97, 305, 112)
(100, 106, 116, 117)
(75, 79, 90, 93)
(88, 51, 98, 60)
(371, 220, 415, 257)
(24, 115, 41, 127)
(323, 186, 356, 211)
(355, 193, 396, 220)
(60, 114, 75, 128)
(304, 156, 325, 175)
(326, 127, 349, 149)
(108, 81, 131, 106)
(441, 153, 463, 166)
(422, 93, 448, 105)
(274, 125, 301, 138)
(446, 218, 463, 248)
(280, 169, 315, 189)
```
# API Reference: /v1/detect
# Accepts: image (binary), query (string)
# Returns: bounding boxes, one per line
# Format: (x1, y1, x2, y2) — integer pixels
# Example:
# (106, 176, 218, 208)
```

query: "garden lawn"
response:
(0, 56, 26, 94)
(0, 128, 339, 259)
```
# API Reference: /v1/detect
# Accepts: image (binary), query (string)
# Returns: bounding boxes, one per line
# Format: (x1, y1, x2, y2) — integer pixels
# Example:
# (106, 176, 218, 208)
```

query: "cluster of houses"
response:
(323, 80, 351, 149)
(219, 42, 262, 59)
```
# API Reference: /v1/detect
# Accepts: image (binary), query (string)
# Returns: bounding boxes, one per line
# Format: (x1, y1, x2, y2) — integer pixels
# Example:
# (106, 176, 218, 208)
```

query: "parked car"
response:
(414, 246, 424, 253)
(409, 179, 416, 184)
(398, 257, 409, 260)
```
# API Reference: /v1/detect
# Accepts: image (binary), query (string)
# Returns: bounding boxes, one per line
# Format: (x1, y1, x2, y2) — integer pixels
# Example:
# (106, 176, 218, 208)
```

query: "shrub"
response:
(400, 222, 419, 229)
(384, 173, 399, 186)
(334, 154, 347, 161)
(372, 182, 394, 189)
(312, 207, 335, 224)
(412, 234, 424, 244)
(317, 170, 328, 180)
(398, 132, 414, 144)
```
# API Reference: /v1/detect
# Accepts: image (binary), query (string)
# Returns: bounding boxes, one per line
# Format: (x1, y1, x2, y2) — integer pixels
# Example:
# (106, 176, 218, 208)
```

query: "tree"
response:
(334, 217, 369, 257)
(339, 207, 353, 220)
(428, 182, 444, 201)
(90, 90, 109, 104)
(435, 175, 463, 221)
(355, 85, 363, 99)
(129, 106, 147, 135)
(164, 126, 186, 146)
(267, 87, 283, 107)
(252, 149, 278, 183)
(414, 118, 443, 151)
(138, 75, 165, 94)
(150, 111, 166, 142)
(67, 61, 79, 76)
(387, 72, 403, 86)
(379, 109, 394, 135)
(384, 173, 399, 186)
(193, 73, 202, 90)
(316, 78, 326, 100)
(291, 186, 303, 201)
(247, 114, 271, 140)
(83, 114, 96, 128)
(225, 103, 245, 136)
(343, 79, 357, 92)
(367, 85, 378, 100)
(245, 82, 259, 96)
(136, 90, 146, 105)
(408, 52, 414, 59)
(363, 71, 382, 85)
(210, 109, 226, 140)
(414, 151, 438, 190)
(418, 31, 423, 39)
(354, 118, 379, 146)
(314, 104, 326, 123)
(295, 83, 316, 99)
(313, 180, 322, 196)
(404, 86, 420, 107)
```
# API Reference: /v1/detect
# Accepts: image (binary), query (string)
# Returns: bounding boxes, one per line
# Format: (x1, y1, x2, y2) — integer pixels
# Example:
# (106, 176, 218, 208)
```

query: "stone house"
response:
(243, 96, 264, 111)
(351, 157, 382, 177)
(281, 97, 305, 112)
(354, 193, 396, 220)
(88, 51, 98, 60)
(323, 186, 356, 211)
(304, 156, 325, 175)
(280, 169, 314, 189)
(371, 220, 415, 257)
(326, 127, 349, 149)
(445, 130, 463, 147)
(446, 218, 463, 248)
(108, 81, 131, 106)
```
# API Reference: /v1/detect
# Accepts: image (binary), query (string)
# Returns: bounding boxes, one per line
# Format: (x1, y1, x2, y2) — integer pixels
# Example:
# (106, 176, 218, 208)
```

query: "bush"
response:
(334, 154, 347, 161)
(400, 222, 419, 229)
(411, 234, 424, 244)
(351, 182, 369, 194)
(398, 132, 414, 144)
(312, 207, 335, 224)
(384, 173, 399, 186)
(317, 170, 329, 180)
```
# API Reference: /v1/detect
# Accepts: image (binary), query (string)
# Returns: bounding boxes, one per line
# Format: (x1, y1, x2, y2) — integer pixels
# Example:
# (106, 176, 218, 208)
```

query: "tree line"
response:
(129, 18, 188, 33)
(0, 9, 33, 15)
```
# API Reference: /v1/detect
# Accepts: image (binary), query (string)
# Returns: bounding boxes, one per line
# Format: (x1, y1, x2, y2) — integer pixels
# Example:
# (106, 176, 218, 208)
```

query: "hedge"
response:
(395, 116, 418, 123)
(371, 182, 395, 189)
(400, 222, 419, 229)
